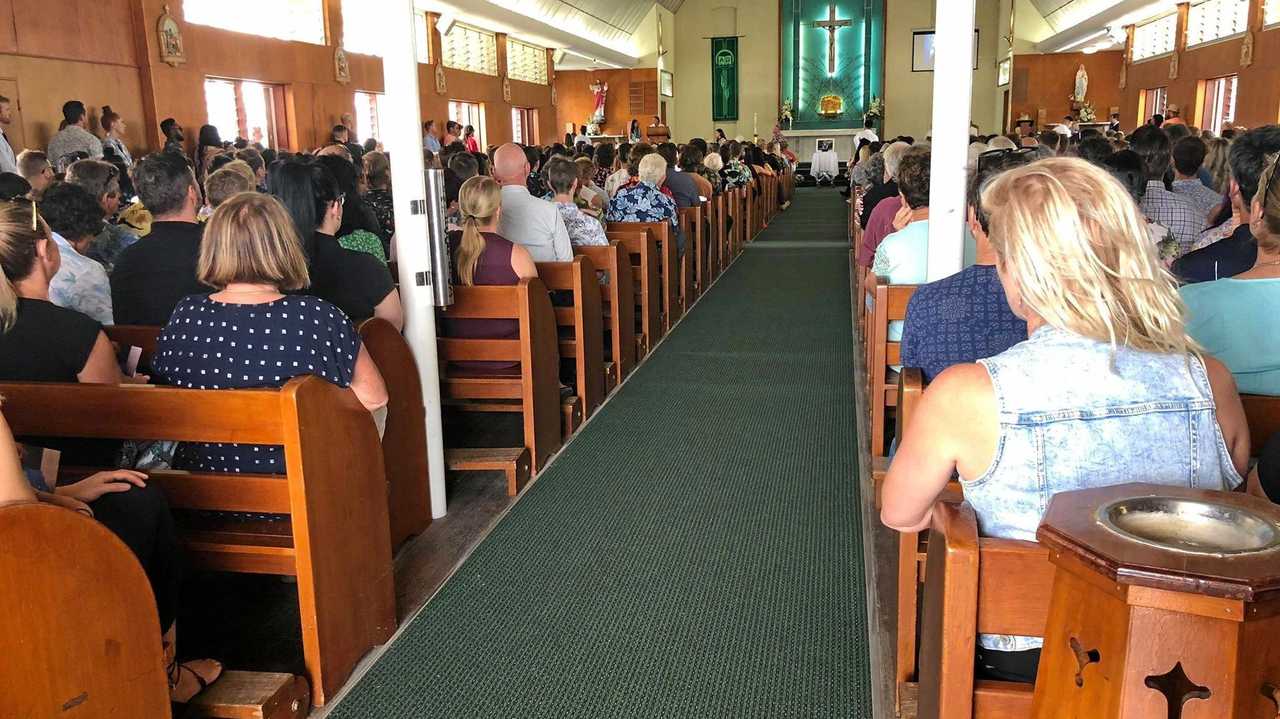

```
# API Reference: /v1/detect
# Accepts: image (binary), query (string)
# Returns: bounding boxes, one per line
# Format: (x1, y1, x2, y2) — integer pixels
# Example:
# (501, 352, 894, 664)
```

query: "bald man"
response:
(492, 143, 571, 262)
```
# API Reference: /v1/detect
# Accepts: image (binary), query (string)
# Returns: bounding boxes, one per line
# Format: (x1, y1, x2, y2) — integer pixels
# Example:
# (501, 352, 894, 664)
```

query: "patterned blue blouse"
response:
(606, 181, 678, 234)
(152, 294, 360, 474)
(900, 264, 1027, 382)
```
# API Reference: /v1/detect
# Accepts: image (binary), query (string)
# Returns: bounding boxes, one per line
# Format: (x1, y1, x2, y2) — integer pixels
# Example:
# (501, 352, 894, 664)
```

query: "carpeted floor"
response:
(326, 188, 870, 718)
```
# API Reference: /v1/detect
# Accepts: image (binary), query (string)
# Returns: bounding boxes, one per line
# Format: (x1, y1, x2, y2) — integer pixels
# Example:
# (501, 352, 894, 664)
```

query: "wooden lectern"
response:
(1031, 483, 1280, 718)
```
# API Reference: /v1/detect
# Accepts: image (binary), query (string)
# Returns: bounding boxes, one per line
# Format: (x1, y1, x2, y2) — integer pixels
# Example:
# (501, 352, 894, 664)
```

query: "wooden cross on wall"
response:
(812, 3, 852, 74)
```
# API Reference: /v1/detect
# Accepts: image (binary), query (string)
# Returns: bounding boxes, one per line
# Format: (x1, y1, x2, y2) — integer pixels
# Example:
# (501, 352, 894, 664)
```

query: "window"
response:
(511, 107, 537, 145)
(441, 24, 498, 76)
(507, 38, 548, 85)
(183, 0, 325, 45)
(449, 100, 485, 147)
(1266, 0, 1280, 26)
(1141, 86, 1168, 123)
(204, 78, 284, 148)
(354, 92, 384, 144)
(1186, 0, 1249, 47)
(1200, 75, 1238, 135)
(344, 5, 430, 62)
(1132, 14, 1177, 61)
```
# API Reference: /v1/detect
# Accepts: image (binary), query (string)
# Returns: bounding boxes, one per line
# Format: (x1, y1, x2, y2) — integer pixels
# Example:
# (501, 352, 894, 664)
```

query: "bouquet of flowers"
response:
(1078, 101, 1096, 123)
(779, 101, 793, 128)
(864, 96, 884, 121)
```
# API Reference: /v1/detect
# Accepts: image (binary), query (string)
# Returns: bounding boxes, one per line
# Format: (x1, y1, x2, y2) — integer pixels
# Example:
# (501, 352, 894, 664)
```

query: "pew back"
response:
(438, 277, 563, 471)
(606, 229, 662, 359)
(574, 242, 637, 386)
(864, 275, 916, 456)
(0, 503, 171, 718)
(608, 221, 679, 331)
(917, 502, 1054, 719)
(1242, 394, 1280, 454)
(536, 256, 606, 420)
(0, 377, 395, 706)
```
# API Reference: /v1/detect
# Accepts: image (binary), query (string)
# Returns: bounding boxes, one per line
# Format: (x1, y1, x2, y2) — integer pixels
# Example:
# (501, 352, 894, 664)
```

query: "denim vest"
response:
(966, 326, 1243, 651)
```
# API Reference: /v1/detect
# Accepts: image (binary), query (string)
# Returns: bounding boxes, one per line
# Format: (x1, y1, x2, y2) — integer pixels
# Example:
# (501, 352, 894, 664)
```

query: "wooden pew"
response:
(709, 194, 728, 276)
(679, 205, 707, 305)
(0, 502, 172, 717)
(608, 221, 679, 332)
(536, 256, 605, 434)
(104, 323, 431, 550)
(358, 318, 431, 548)
(1242, 394, 1280, 452)
(606, 229, 662, 361)
(574, 242, 637, 389)
(0, 377, 395, 707)
(916, 501, 1055, 719)
(438, 277, 562, 478)
(863, 274, 917, 456)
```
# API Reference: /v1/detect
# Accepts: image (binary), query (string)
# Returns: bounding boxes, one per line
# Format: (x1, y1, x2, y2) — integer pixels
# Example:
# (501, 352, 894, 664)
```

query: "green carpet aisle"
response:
(328, 188, 870, 718)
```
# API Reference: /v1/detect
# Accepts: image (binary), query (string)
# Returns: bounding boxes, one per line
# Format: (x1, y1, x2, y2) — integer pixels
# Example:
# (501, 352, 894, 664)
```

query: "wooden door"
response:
(0, 78, 27, 156)
(1001, 90, 1010, 134)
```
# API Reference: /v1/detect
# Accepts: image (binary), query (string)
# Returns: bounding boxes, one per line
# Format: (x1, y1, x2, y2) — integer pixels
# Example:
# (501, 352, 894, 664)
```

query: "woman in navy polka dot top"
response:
(152, 192, 387, 475)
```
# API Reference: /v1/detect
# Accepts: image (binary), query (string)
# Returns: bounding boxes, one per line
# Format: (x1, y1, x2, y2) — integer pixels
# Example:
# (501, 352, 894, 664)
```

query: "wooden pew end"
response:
(446, 447, 533, 496)
(562, 396, 583, 440)
(186, 671, 311, 719)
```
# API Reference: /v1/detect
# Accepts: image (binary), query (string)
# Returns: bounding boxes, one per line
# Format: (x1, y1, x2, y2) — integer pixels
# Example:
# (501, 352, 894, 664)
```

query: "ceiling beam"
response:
(1033, 0, 1172, 53)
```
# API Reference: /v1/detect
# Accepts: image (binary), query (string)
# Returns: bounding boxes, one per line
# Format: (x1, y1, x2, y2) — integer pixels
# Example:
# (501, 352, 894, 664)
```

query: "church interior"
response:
(3, 0, 1280, 717)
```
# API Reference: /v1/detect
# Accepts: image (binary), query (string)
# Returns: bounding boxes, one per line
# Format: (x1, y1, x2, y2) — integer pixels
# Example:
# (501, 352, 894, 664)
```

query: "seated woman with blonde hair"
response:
(443, 176, 538, 370)
(880, 157, 1250, 685)
(153, 192, 387, 475)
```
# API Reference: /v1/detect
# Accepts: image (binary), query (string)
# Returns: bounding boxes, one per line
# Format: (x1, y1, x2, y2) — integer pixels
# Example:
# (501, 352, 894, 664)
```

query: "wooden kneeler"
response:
(574, 242, 637, 389)
(0, 378, 396, 707)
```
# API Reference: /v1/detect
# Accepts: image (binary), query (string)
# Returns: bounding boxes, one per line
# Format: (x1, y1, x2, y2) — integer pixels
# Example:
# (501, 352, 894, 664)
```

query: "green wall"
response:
(780, 0, 884, 131)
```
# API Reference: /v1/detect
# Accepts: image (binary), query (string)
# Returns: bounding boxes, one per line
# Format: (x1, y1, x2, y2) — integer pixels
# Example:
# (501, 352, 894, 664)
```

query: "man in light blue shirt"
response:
(422, 119, 442, 153)
(40, 183, 114, 325)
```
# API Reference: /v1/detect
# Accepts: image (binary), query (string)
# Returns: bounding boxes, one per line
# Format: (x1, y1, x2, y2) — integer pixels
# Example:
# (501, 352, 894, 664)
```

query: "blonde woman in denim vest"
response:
(880, 157, 1252, 685)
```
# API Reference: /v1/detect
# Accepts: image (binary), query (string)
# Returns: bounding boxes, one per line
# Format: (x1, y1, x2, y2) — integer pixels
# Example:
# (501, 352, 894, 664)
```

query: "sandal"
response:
(168, 658, 222, 703)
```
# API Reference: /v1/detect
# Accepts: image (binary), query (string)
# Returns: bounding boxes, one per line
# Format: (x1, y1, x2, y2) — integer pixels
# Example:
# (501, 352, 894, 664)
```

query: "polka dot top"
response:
(152, 294, 361, 474)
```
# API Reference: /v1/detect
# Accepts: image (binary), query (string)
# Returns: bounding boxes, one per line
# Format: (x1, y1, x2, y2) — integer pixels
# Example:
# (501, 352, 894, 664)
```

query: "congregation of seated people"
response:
(859, 116, 1280, 686)
(0, 94, 793, 705)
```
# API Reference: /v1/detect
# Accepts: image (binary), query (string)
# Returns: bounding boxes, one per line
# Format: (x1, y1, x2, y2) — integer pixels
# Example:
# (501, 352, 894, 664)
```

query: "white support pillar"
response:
(383, 0, 449, 518)
(926, 0, 977, 282)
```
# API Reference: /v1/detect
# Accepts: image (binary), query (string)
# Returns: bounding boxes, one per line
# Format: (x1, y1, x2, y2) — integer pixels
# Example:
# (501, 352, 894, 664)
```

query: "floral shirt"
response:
(593, 166, 612, 188)
(696, 166, 723, 194)
(87, 222, 138, 271)
(49, 232, 114, 325)
(721, 160, 753, 189)
(606, 181, 678, 234)
(364, 187, 395, 247)
(555, 200, 608, 247)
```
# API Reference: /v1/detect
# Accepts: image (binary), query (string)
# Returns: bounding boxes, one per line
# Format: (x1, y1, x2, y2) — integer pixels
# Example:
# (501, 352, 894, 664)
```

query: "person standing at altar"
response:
(630, 119, 643, 144)
(573, 125, 589, 146)
(646, 116, 670, 145)
(854, 118, 878, 146)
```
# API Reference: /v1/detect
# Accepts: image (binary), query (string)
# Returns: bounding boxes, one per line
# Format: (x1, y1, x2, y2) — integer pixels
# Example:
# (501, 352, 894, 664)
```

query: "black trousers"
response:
(89, 482, 181, 633)
(976, 646, 1042, 684)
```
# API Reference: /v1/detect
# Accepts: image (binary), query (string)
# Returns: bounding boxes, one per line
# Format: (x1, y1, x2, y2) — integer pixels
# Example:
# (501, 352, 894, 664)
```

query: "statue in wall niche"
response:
(334, 47, 351, 85)
(157, 4, 186, 67)
(435, 65, 447, 95)
(1074, 64, 1088, 103)
(1241, 32, 1255, 67)
(503, 76, 512, 103)
(589, 80, 608, 125)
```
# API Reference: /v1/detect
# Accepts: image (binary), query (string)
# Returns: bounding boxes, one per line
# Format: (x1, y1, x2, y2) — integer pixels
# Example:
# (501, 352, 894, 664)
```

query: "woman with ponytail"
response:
(99, 105, 132, 169)
(442, 176, 537, 370)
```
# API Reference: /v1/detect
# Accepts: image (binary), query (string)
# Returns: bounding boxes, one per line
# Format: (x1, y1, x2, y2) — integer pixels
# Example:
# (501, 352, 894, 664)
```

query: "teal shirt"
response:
(1181, 277, 1280, 396)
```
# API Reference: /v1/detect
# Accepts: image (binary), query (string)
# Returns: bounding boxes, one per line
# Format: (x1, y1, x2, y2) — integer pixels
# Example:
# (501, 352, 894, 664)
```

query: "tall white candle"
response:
(753, 112, 758, 135)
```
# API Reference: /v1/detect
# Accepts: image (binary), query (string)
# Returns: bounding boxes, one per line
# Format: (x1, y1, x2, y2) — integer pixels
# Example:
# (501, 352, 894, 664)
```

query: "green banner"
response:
(711, 37, 739, 122)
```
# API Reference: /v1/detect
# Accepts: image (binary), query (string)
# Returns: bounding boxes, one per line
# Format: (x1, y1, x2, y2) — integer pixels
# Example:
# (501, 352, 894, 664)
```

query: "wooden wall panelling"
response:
(1010, 52, 1124, 131)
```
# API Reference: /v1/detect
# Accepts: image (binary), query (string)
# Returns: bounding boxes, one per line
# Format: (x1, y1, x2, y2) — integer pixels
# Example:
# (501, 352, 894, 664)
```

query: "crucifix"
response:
(812, 3, 852, 74)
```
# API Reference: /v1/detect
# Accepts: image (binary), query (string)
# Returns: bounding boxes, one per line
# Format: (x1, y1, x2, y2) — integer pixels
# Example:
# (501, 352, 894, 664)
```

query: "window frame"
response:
(1198, 74, 1238, 136)
(1185, 0, 1250, 49)
(506, 37, 549, 85)
(204, 76, 286, 150)
(1132, 13, 1178, 63)
(448, 100, 486, 149)
(354, 91, 385, 145)
(441, 23, 499, 76)
(1265, 0, 1280, 28)
(511, 107, 538, 145)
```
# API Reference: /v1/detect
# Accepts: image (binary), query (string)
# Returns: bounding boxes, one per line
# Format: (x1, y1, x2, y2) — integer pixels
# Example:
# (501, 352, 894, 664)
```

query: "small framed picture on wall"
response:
(912, 30, 979, 72)
(660, 70, 674, 97)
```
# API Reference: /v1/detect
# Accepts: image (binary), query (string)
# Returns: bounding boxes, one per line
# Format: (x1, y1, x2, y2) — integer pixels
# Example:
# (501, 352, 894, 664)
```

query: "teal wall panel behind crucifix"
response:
(779, 0, 884, 131)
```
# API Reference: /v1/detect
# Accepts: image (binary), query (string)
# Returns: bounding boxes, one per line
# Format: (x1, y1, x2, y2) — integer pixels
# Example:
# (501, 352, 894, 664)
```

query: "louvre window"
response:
(442, 24, 498, 76)
(1186, 0, 1249, 47)
(183, 0, 325, 45)
(507, 38, 548, 85)
(1132, 14, 1177, 61)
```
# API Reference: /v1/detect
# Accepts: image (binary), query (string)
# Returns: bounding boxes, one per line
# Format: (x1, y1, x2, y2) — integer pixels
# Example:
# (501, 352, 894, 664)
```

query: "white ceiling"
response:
(417, 0, 666, 68)
(1027, 0, 1180, 53)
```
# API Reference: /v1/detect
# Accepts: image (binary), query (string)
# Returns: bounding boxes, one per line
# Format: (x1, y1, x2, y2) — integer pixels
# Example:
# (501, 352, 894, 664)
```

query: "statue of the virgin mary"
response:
(1074, 64, 1088, 102)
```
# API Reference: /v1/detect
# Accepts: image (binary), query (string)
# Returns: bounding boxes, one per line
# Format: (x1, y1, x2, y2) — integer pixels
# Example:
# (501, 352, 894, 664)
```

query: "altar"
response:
(586, 135, 624, 145)
(781, 128, 863, 163)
